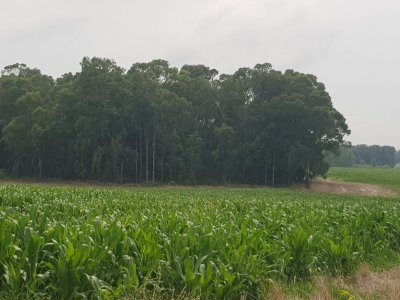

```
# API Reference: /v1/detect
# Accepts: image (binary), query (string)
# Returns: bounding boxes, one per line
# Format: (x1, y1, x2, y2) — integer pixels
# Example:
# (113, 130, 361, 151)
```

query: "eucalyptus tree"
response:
(0, 64, 54, 177)
(170, 65, 221, 181)
(0, 58, 351, 186)
(53, 57, 132, 181)
(127, 59, 183, 182)
(244, 66, 349, 186)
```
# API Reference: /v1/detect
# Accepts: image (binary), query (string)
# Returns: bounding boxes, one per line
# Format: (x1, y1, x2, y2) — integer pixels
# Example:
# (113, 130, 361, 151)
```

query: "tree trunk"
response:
(120, 160, 123, 183)
(113, 147, 117, 182)
(160, 154, 164, 182)
(145, 129, 149, 182)
(38, 158, 43, 179)
(264, 163, 267, 186)
(152, 119, 156, 182)
(304, 163, 311, 188)
(139, 129, 142, 181)
(12, 157, 19, 177)
(288, 149, 294, 186)
(169, 160, 173, 182)
(222, 166, 227, 184)
(272, 162, 275, 186)
(135, 139, 138, 183)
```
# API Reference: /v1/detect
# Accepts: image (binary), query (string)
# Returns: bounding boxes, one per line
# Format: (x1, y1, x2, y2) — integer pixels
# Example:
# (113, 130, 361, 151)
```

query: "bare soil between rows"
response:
(305, 179, 397, 197)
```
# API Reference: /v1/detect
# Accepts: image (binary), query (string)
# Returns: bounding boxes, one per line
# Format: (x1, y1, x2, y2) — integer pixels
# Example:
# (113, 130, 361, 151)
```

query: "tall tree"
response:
(0, 58, 352, 186)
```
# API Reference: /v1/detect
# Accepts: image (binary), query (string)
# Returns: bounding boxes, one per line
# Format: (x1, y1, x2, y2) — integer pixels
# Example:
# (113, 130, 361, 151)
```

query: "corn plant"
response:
(0, 184, 399, 299)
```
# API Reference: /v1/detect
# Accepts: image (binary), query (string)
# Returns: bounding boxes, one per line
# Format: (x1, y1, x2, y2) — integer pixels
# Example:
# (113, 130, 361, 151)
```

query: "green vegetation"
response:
(1, 184, 400, 299)
(0, 59, 349, 186)
(0, 168, 6, 179)
(397, 150, 400, 164)
(328, 167, 400, 189)
(325, 144, 398, 168)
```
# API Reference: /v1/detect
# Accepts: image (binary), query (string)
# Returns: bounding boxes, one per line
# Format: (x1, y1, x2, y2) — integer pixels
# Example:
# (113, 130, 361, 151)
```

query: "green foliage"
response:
(327, 145, 398, 168)
(0, 184, 400, 298)
(325, 145, 355, 167)
(353, 145, 397, 167)
(0, 58, 349, 185)
(328, 167, 400, 188)
(0, 168, 6, 178)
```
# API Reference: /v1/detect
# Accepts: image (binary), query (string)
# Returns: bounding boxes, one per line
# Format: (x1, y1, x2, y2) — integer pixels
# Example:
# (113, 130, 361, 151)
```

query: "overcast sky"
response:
(1, 0, 399, 149)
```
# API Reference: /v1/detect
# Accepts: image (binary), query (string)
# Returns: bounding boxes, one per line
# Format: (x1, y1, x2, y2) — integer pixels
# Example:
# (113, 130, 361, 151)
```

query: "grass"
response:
(1, 183, 400, 299)
(327, 167, 400, 190)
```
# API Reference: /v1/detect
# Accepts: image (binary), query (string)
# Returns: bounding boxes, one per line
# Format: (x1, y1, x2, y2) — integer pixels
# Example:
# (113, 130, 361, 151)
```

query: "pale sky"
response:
(1, 0, 399, 149)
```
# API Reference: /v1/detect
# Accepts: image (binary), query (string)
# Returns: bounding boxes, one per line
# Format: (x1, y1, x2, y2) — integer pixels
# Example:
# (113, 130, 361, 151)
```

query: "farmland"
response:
(1, 184, 400, 299)
(328, 167, 400, 190)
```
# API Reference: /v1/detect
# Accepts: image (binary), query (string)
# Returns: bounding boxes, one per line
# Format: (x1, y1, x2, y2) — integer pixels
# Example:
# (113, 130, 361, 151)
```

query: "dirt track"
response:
(306, 179, 397, 197)
(269, 265, 400, 299)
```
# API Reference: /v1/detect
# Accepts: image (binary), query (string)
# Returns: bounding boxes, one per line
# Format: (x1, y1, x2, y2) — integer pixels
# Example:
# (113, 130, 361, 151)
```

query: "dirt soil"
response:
(351, 265, 400, 299)
(305, 179, 397, 197)
(268, 265, 400, 299)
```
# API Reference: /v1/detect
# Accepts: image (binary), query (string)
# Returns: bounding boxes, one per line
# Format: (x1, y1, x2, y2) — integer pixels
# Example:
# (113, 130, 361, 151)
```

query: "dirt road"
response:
(305, 179, 397, 197)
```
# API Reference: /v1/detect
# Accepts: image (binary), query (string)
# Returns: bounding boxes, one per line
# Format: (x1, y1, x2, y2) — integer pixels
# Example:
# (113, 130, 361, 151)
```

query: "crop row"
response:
(0, 185, 400, 299)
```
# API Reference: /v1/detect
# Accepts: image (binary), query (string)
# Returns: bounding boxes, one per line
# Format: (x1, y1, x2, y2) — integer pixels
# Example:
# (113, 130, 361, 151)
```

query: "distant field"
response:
(327, 167, 400, 189)
(1, 184, 400, 299)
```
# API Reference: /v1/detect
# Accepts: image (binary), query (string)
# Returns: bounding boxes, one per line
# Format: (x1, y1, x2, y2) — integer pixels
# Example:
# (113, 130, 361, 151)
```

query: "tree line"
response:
(0, 58, 349, 185)
(325, 144, 399, 168)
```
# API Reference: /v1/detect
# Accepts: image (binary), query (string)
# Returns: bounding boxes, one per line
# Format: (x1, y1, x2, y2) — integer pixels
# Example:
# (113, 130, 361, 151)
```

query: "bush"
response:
(0, 169, 7, 179)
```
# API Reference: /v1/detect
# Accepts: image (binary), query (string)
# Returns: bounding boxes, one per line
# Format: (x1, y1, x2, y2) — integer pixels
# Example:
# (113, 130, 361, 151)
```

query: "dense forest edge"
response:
(325, 144, 400, 168)
(0, 58, 351, 186)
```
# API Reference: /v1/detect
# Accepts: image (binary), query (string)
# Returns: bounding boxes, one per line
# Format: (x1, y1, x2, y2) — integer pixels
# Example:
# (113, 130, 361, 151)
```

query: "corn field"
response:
(0, 184, 400, 299)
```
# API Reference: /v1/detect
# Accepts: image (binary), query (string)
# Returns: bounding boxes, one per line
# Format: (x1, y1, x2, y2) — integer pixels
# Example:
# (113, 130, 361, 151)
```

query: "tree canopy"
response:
(0, 57, 350, 185)
(325, 144, 398, 168)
